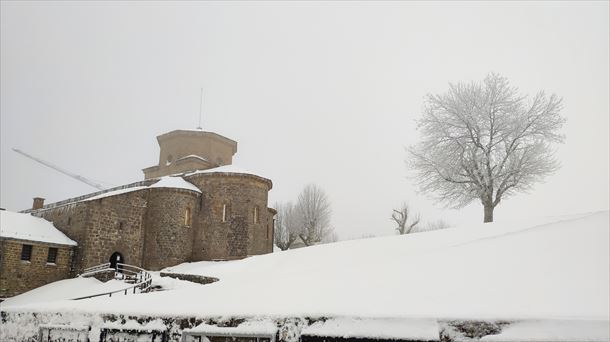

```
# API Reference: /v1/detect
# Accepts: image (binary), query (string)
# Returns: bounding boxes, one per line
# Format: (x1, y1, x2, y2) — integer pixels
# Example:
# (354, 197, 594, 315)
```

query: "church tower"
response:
(142, 129, 237, 179)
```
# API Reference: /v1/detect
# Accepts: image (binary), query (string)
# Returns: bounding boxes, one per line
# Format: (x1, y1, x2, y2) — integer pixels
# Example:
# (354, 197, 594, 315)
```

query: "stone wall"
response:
(143, 188, 200, 270)
(0, 239, 73, 298)
(159, 272, 218, 285)
(266, 208, 276, 252)
(9, 171, 274, 297)
(34, 202, 89, 275)
(79, 190, 149, 270)
(187, 173, 274, 261)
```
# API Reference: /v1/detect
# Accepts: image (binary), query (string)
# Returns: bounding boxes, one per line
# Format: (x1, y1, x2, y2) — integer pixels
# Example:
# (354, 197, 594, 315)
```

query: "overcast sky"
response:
(1, 1, 608, 240)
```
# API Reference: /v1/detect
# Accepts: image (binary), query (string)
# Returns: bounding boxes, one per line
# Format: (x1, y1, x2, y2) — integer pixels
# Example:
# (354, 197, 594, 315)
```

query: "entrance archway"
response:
(109, 252, 124, 269)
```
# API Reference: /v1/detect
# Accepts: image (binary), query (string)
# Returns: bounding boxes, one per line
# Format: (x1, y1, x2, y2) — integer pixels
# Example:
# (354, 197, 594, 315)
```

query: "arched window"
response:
(184, 207, 192, 226)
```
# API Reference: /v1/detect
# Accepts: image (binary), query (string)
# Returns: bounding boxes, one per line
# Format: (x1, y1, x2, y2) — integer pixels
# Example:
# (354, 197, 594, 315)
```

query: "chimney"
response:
(32, 197, 45, 210)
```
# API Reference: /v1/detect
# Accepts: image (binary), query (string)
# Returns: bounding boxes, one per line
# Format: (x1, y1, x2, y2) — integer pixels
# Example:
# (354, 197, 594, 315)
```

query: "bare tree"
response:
(391, 203, 421, 234)
(408, 73, 565, 222)
(273, 202, 300, 251)
(296, 184, 333, 246)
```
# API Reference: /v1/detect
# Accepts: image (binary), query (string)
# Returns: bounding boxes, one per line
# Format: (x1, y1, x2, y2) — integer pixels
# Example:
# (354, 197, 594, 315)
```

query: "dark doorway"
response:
(109, 252, 124, 269)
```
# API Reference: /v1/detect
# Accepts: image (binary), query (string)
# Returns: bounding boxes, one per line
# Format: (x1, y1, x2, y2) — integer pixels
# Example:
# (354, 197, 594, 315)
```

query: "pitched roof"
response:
(0, 210, 77, 246)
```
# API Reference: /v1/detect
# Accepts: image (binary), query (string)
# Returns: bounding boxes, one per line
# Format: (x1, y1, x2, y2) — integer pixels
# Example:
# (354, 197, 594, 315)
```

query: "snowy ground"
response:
(1, 211, 608, 339)
(1, 272, 199, 307)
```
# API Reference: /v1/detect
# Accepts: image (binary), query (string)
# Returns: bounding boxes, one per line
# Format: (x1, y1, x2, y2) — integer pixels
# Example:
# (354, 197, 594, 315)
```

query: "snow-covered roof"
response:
(79, 176, 200, 202)
(84, 186, 149, 201)
(148, 176, 201, 193)
(0, 211, 77, 246)
(3, 211, 608, 340)
(302, 318, 439, 341)
(185, 164, 267, 179)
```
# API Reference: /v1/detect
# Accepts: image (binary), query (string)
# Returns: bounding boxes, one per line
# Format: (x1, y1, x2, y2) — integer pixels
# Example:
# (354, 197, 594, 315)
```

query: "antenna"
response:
(197, 88, 203, 130)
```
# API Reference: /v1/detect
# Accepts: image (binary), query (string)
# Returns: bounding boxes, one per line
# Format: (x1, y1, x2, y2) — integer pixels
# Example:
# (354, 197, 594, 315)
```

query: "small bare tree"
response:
(391, 203, 421, 234)
(274, 202, 300, 250)
(296, 184, 333, 246)
(408, 73, 565, 222)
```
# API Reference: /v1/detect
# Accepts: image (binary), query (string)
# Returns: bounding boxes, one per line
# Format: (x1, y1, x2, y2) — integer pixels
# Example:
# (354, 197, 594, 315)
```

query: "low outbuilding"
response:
(0, 210, 77, 298)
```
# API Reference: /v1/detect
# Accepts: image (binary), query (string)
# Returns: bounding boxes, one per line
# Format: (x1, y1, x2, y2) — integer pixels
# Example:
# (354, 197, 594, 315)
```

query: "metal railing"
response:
(73, 263, 153, 300)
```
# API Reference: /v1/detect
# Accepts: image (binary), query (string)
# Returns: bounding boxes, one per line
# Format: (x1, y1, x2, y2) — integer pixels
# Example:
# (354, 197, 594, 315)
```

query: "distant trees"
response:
(296, 184, 333, 246)
(273, 202, 300, 251)
(274, 184, 335, 249)
(408, 73, 565, 222)
(391, 203, 421, 235)
(421, 219, 451, 232)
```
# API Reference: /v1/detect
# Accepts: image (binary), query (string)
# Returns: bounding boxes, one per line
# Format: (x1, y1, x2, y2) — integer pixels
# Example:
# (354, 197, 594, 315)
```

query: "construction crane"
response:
(12, 148, 106, 191)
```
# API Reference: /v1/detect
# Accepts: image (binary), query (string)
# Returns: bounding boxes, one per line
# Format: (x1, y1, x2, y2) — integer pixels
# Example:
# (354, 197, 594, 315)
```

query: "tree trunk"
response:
(483, 204, 494, 223)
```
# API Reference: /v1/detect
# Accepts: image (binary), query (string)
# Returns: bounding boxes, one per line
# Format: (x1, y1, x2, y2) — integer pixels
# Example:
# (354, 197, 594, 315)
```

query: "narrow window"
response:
(118, 221, 124, 230)
(222, 204, 227, 222)
(185, 207, 192, 226)
(253, 206, 259, 224)
(21, 244, 32, 261)
(67, 217, 72, 226)
(47, 247, 58, 263)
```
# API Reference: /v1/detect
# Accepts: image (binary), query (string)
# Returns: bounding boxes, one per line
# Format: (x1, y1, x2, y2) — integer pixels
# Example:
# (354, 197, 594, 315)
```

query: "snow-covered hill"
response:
(3, 211, 608, 324)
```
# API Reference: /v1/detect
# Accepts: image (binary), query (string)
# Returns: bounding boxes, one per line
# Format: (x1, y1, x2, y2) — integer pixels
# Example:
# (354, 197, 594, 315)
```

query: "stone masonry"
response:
(8, 129, 275, 297)
(0, 239, 73, 298)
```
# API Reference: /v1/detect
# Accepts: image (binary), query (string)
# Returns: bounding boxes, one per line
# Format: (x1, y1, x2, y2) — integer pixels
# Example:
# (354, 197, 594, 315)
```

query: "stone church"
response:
(2, 129, 274, 296)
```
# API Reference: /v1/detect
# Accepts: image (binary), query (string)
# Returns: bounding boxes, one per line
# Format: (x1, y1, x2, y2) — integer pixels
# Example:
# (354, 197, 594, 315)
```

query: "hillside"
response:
(3, 211, 608, 323)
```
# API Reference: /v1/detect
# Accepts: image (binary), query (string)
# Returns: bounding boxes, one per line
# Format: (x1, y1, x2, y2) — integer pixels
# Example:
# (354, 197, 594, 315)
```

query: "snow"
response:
(83, 176, 200, 202)
(101, 318, 166, 332)
(185, 164, 266, 178)
(1, 272, 200, 307)
(2, 211, 608, 341)
(302, 317, 439, 340)
(177, 154, 209, 163)
(0, 210, 77, 246)
(0, 278, 142, 307)
(185, 320, 277, 335)
(149, 176, 201, 193)
(1, 277, 100, 306)
(39, 323, 90, 331)
(480, 320, 610, 341)
(84, 186, 148, 201)
(162, 260, 238, 274)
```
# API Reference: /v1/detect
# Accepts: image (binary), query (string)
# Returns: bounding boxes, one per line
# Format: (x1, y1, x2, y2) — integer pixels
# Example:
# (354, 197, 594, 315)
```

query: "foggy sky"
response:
(1, 1, 608, 240)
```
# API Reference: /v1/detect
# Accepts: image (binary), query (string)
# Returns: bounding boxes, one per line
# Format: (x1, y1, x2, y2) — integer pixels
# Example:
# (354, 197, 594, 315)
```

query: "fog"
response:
(1, 1, 608, 239)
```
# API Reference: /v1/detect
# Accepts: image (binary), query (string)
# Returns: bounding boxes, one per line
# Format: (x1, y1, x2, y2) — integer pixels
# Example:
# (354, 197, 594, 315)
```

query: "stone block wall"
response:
(81, 190, 149, 270)
(35, 203, 89, 275)
(8, 171, 274, 297)
(187, 173, 274, 260)
(143, 188, 200, 271)
(0, 239, 73, 298)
